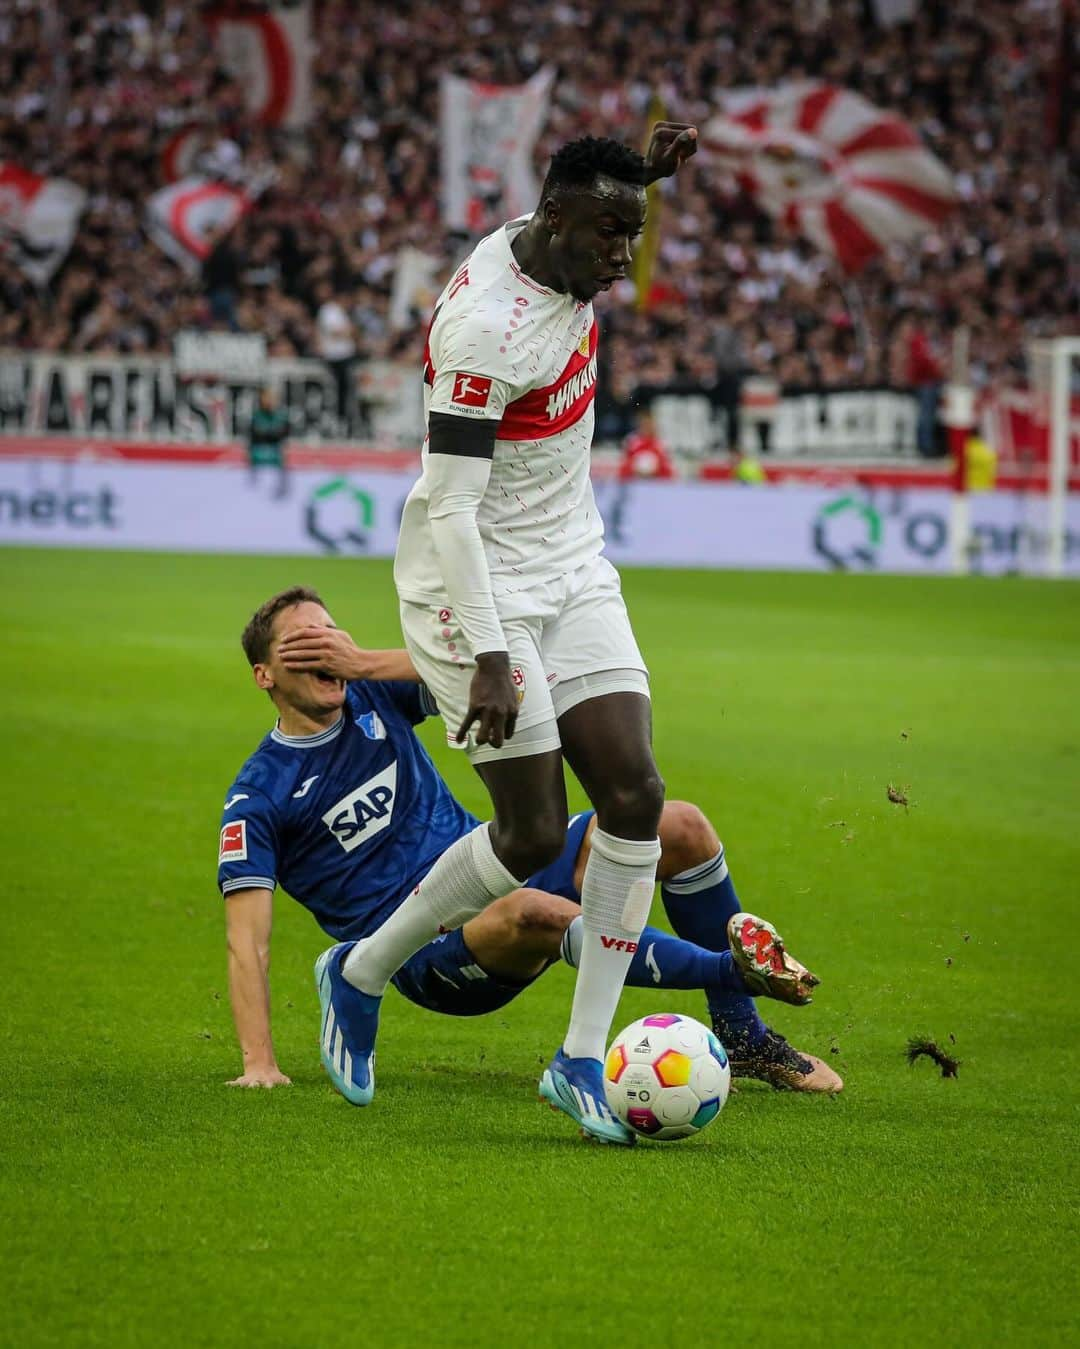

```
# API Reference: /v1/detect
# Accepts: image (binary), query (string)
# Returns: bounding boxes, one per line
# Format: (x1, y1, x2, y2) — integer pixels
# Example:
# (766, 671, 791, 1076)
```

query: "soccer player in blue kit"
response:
(218, 588, 842, 1104)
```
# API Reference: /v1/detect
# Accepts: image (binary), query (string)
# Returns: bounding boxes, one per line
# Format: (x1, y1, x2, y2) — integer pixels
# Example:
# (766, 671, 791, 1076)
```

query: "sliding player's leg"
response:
(655, 803, 771, 1041)
(390, 889, 579, 1018)
(653, 801, 842, 1092)
(386, 808, 819, 1028)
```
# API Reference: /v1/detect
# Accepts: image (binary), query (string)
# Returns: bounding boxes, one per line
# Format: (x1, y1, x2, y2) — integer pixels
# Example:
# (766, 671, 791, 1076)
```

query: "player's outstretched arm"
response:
(224, 887, 291, 1088)
(278, 625, 420, 682)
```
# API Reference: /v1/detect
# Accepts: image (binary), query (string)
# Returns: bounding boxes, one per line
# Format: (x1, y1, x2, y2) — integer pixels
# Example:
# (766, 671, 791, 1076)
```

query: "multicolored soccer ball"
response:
(603, 1013, 730, 1141)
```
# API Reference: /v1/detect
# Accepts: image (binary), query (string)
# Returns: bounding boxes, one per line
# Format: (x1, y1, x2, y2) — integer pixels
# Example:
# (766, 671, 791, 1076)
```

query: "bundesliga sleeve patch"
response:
(219, 820, 248, 863)
(450, 373, 493, 409)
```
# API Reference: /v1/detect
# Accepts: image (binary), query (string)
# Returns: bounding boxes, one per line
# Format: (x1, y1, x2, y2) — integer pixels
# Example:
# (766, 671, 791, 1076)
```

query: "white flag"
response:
(390, 247, 442, 332)
(145, 177, 251, 274)
(204, 2, 312, 129)
(0, 164, 86, 285)
(440, 67, 555, 232)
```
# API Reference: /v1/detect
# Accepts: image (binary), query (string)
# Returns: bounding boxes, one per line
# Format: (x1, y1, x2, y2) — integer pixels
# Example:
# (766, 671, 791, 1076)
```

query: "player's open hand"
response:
(457, 652, 518, 749)
(277, 624, 367, 680)
(227, 1067, 292, 1088)
(644, 121, 698, 183)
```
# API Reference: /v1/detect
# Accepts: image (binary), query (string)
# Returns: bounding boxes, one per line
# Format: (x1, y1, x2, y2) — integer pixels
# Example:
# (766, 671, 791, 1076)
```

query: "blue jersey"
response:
(217, 681, 479, 940)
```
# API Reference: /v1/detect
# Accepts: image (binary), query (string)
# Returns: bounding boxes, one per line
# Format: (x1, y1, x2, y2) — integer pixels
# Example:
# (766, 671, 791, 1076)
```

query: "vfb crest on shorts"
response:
(322, 762, 398, 852)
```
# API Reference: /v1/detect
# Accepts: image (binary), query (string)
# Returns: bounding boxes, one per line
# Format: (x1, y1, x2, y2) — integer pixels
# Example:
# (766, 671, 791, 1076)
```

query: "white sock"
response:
(342, 822, 521, 996)
(562, 828, 661, 1061)
(560, 915, 584, 967)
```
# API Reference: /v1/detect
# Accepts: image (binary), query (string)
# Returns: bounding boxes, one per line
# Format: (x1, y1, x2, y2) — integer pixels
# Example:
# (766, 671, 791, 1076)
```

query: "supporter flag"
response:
(160, 126, 206, 185)
(145, 177, 252, 273)
(390, 247, 442, 332)
(440, 66, 555, 232)
(0, 164, 86, 285)
(204, 2, 312, 128)
(704, 82, 957, 272)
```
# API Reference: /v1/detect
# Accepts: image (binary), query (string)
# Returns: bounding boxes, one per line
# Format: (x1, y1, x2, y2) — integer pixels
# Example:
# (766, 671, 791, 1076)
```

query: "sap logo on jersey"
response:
(322, 762, 398, 852)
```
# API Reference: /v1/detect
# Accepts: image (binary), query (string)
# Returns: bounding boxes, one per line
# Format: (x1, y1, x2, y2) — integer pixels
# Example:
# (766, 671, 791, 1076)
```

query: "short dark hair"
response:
(241, 585, 325, 665)
(541, 136, 646, 197)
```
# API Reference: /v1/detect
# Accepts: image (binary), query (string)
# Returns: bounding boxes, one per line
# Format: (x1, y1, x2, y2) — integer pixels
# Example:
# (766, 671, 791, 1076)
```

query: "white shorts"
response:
(400, 555, 649, 763)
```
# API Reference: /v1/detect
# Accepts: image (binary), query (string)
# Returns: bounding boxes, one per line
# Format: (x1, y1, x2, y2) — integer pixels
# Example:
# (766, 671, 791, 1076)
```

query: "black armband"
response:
(428, 411, 498, 459)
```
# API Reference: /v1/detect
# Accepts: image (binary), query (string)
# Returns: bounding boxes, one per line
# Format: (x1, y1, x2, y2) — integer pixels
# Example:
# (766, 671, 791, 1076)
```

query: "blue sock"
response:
(559, 922, 749, 997)
(659, 846, 767, 1047)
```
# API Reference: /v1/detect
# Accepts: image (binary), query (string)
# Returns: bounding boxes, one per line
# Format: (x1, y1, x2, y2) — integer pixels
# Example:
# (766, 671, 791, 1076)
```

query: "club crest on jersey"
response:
(451, 373, 492, 409)
(219, 820, 247, 863)
(354, 711, 387, 741)
(322, 762, 398, 852)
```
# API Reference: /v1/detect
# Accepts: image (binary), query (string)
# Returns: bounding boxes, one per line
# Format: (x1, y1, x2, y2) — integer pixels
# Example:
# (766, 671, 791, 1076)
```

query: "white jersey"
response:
(394, 217, 605, 603)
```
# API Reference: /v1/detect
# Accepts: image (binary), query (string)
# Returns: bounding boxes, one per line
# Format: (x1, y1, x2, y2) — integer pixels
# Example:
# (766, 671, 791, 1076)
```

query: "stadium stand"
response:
(0, 0, 1075, 437)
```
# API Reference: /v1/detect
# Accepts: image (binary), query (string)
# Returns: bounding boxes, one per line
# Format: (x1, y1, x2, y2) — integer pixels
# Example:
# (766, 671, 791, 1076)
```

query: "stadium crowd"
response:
(0, 0, 1075, 444)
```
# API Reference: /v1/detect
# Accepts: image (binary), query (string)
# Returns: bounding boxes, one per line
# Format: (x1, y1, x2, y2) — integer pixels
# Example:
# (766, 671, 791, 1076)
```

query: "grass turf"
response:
(1, 549, 1077, 1346)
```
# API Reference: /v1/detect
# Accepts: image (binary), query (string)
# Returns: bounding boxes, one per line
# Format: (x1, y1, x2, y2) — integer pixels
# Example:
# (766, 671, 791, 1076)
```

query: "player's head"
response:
(537, 136, 647, 303)
(241, 586, 346, 719)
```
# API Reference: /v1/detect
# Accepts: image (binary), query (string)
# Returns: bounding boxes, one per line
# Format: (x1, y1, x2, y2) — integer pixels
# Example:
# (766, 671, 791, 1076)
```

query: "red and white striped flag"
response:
(0, 164, 86, 285)
(705, 83, 957, 272)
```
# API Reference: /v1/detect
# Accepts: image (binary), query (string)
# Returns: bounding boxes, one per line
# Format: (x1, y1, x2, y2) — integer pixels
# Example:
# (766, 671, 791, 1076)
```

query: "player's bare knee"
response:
(508, 889, 576, 954)
(596, 772, 665, 836)
(660, 800, 720, 874)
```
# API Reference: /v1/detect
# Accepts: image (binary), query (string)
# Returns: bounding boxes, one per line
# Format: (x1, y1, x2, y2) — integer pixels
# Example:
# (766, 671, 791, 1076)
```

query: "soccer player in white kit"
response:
(318, 130, 699, 1143)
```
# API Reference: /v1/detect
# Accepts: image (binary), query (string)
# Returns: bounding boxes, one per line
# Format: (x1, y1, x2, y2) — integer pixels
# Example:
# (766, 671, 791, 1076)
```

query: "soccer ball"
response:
(603, 1013, 731, 1141)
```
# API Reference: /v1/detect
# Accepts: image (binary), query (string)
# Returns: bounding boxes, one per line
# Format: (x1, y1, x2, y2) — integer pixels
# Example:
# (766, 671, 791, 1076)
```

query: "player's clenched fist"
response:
(644, 121, 698, 183)
(457, 652, 518, 748)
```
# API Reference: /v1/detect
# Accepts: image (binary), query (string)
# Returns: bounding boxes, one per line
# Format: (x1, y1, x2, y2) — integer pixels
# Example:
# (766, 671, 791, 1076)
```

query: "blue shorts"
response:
(390, 811, 593, 1017)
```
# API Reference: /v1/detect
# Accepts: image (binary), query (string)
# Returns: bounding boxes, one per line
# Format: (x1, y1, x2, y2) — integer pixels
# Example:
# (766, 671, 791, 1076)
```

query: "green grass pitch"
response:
(1, 548, 1077, 1346)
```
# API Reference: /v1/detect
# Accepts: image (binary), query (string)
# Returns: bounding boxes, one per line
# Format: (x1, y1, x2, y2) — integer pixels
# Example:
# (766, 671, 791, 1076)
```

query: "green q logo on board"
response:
(812, 495, 883, 570)
(305, 477, 375, 554)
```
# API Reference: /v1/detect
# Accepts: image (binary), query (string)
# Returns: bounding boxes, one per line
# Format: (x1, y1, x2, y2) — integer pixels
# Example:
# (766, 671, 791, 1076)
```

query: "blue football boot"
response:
(314, 943, 381, 1106)
(539, 1047, 635, 1145)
